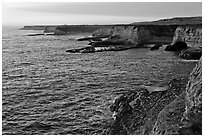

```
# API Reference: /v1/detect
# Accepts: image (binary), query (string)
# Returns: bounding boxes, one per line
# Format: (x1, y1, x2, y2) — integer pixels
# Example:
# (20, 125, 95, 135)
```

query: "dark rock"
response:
(179, 47, 202, 60)
(81, 47, 95, 53)
(92, 40, 126, 47)
(165, 41, 188, 51)
(66, 48, 81, 53)
(150, 44, 162, 50)
(66, 46, 95, 53)
(77, 37, 102, 41)
(27, 33, 44, 36)
(88, 42, 95, 45)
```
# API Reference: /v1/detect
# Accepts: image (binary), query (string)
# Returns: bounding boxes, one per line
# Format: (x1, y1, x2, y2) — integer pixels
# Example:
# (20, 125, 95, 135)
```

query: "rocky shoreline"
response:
(65, 18, 201, 60)
(21, 17, 202, 60)
(103, 57, 201, 135)
(21, 17, 202, 135)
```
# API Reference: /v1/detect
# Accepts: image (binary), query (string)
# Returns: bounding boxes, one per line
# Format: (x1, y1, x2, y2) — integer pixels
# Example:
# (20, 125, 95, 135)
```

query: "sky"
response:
(2, 2, 202, 27)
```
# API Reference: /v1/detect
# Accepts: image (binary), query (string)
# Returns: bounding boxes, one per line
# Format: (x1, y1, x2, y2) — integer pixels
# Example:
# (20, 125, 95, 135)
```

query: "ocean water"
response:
(2, 27, 197, 135)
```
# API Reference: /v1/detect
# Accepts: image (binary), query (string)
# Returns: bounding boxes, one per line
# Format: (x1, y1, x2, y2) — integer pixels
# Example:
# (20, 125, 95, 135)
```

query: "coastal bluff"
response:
(65, 17, 201, 55)
(20, 25, 115, 34)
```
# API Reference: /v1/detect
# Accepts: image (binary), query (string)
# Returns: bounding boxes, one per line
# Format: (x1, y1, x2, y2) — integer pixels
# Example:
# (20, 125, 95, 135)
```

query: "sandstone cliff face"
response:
(92, 28, 113, 38)
(93, 26, 152, 45)
(92, 25, 178, 47)
(93, 25, 202, 48)
(171, 25, 202, 47)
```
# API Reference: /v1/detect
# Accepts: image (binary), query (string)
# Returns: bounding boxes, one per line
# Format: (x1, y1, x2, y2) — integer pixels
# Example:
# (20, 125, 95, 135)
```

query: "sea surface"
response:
(2, 27, 198, 135)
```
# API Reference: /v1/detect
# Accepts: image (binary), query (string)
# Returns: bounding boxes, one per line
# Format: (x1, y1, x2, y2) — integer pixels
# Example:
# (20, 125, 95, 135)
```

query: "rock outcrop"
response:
(106, 78, 188, 134)
(66, 25, 177, 53)
(92, 25, 176, 46)
(165, 41, 188, 51)
(107, 57, 202, 135)
(150, 44, 161, 50)
(180, 57, 202, 134)
(164, 25, 202, 59)
(179, 47, 202, 60)
(152, 57, 202, 135)
(171, 26, 202, 48)
(67, 26, 153, 53)
(92, 26, 153, 47)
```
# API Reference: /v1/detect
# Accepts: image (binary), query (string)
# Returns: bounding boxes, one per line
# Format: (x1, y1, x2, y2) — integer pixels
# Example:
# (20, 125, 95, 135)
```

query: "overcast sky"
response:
(2, 2, 202, 26)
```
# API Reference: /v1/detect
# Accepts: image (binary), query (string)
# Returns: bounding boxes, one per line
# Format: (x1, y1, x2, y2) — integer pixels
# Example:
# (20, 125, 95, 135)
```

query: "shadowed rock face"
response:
(171, 26, 202, 48)
(165, 25, 202, 60)
(179, 47, 202, 60)
(165, 41, 188, 51)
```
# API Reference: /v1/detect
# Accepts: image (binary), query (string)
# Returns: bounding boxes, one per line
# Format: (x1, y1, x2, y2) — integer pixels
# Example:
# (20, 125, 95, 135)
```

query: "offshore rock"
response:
(77, 37, 103, 41)
(150, 44, 162, 50)
(81, 47, 95, 53)
(91, 40, 126, 47)
(66, 46, 95, 53)
(107, 78, 188, 135)
(165, 41, 188, 51)
(179, 47, 202, 60)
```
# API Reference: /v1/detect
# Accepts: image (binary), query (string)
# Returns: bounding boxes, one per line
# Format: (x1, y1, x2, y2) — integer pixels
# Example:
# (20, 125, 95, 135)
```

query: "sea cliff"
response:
(106, 57, 202, 135)
(171, 25, 202, 47)
(92, 25, 177, 45)
(152, 58, 202, 135)
(103, 22, 202, 134)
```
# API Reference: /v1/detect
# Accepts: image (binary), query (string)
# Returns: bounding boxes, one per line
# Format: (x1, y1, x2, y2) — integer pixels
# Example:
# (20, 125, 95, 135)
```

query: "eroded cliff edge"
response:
(67, 23, 201, 55)
(106, 57, 201, 135)
(152, 57, 202, 135)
